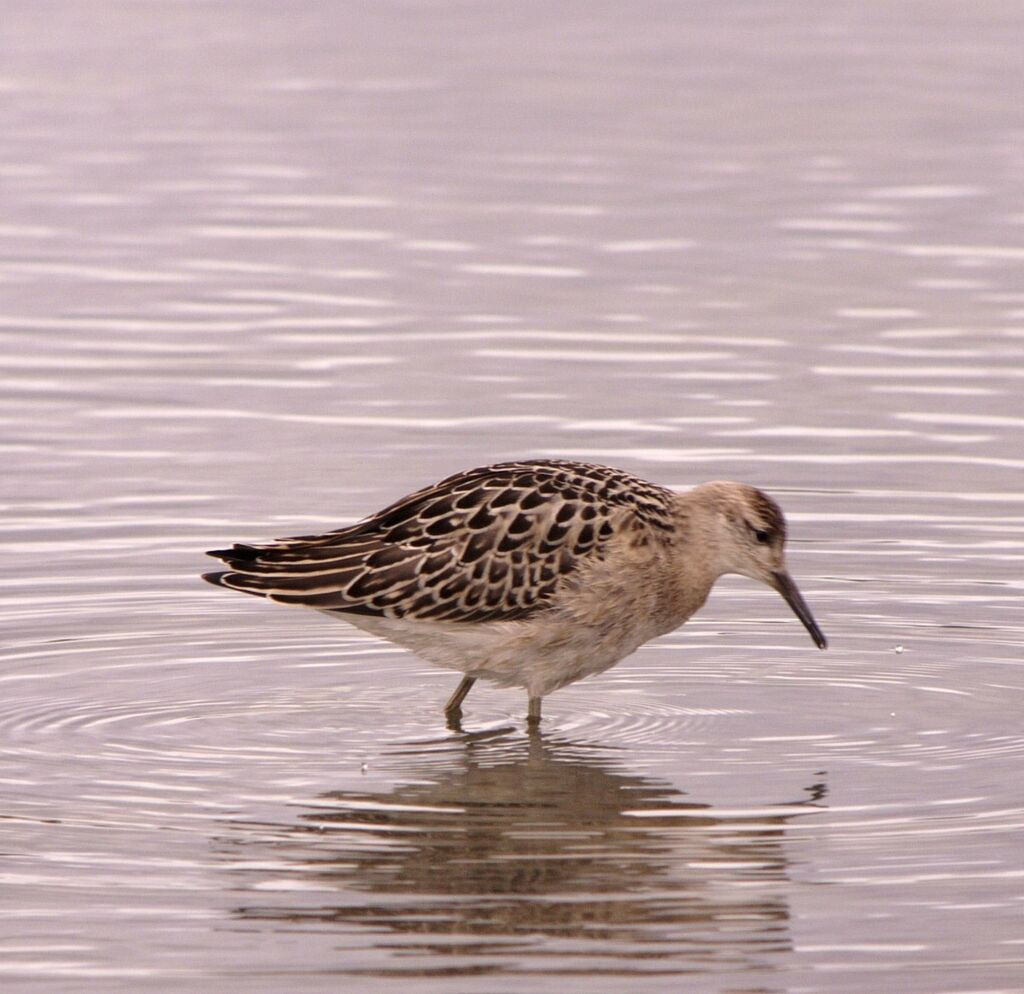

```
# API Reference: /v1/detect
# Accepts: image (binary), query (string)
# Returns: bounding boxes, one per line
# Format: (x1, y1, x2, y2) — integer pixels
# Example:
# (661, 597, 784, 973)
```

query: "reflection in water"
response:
(224, 733, 826, 977)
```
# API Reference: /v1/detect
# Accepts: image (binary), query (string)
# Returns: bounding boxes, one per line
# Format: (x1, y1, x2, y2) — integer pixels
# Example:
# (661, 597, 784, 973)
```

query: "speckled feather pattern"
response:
(206, 459, 678, 624)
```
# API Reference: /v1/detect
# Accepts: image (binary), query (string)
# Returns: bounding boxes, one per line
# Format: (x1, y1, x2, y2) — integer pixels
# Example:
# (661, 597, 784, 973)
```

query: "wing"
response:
(203, 459, 675, 623)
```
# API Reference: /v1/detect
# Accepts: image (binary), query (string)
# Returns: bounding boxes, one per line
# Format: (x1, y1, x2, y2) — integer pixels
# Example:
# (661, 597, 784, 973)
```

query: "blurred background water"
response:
(1, 2, 1022, 991)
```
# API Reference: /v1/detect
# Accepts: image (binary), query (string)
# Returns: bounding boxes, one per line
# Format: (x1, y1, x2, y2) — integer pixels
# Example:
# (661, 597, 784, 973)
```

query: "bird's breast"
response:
(556, 533, 713, 641)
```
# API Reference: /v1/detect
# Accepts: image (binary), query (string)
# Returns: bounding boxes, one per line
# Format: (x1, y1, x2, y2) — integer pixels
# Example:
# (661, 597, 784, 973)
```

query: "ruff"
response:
(204, 459, 827, 725)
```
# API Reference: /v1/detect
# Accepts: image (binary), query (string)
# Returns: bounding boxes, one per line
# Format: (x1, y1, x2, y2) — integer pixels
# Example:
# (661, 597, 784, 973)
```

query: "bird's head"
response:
(689, 481, 827, 649)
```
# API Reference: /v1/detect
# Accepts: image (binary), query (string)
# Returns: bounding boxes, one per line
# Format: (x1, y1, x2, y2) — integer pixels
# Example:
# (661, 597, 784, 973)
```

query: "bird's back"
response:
(203, 459, 677, 624)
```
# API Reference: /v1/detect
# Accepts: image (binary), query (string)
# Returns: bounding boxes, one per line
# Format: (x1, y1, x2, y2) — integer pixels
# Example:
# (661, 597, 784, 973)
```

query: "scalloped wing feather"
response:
(203, 459, 675, 623)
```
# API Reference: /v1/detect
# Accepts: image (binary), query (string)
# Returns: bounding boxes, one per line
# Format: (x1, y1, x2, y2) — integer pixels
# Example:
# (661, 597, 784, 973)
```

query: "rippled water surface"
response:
(3, 2, 1023, 991)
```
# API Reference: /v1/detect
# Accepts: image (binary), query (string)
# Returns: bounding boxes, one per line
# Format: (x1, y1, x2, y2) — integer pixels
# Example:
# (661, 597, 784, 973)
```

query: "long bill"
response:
(771, 570, 828, 649)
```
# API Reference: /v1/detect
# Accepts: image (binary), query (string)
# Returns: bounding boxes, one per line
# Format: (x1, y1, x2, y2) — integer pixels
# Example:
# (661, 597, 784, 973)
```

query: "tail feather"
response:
(202, 570, 237, 589)
(202, 568, 301, 601)
(202, 549, 362, 606)
(207, 543, 261, 563)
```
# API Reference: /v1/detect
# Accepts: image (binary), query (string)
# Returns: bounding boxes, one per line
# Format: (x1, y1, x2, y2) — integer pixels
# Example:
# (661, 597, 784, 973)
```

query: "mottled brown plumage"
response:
(203, 459, 827, 724)
(205, 460, 675, 622)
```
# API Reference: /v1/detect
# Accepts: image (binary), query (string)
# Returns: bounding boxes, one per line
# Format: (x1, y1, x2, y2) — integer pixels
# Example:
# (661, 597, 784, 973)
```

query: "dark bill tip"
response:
(771, 570, 828, 649)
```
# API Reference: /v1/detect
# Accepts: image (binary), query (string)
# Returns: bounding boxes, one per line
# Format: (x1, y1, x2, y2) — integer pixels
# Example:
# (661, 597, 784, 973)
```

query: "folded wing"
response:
(203, 459, 674, 623)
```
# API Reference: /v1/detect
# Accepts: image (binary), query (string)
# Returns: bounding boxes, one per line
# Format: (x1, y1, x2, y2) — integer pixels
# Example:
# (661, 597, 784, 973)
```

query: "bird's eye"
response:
(751, 527, 771, 545)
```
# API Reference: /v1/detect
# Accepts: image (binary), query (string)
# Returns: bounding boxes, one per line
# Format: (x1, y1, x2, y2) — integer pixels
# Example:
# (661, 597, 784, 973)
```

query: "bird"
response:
(202, 458, 827, 726)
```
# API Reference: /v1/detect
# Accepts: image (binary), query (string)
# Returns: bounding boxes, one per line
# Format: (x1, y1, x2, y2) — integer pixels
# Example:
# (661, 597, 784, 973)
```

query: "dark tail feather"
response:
(202, 543, 362, 607)
(201, 571, 276, 599)
(207, 543, 262, 563)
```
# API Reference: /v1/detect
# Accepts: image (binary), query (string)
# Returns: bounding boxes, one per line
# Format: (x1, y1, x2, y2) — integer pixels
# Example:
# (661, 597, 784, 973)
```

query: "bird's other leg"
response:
(444, 675, 476, 720)
(527, 695, 542, 726)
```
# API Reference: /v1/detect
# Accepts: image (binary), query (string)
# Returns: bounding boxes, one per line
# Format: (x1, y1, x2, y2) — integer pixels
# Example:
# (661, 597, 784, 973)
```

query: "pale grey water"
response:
(2, 2, 1023, 992)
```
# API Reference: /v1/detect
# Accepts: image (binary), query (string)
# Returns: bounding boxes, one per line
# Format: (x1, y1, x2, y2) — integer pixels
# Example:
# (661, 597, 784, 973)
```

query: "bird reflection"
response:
(225, 731, 826, 976)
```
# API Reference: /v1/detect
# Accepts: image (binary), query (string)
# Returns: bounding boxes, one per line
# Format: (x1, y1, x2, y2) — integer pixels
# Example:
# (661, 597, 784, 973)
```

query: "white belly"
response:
(333, 608, 667, 699)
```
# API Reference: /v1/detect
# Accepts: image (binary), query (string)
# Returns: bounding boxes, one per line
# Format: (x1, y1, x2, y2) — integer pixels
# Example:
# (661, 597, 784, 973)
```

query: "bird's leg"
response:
(527, 696, 542, 725)
(444, 675, 476, 719)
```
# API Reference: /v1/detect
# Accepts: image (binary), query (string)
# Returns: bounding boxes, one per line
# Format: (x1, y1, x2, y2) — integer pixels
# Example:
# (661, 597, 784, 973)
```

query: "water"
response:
(2, 1, 1023, 991)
